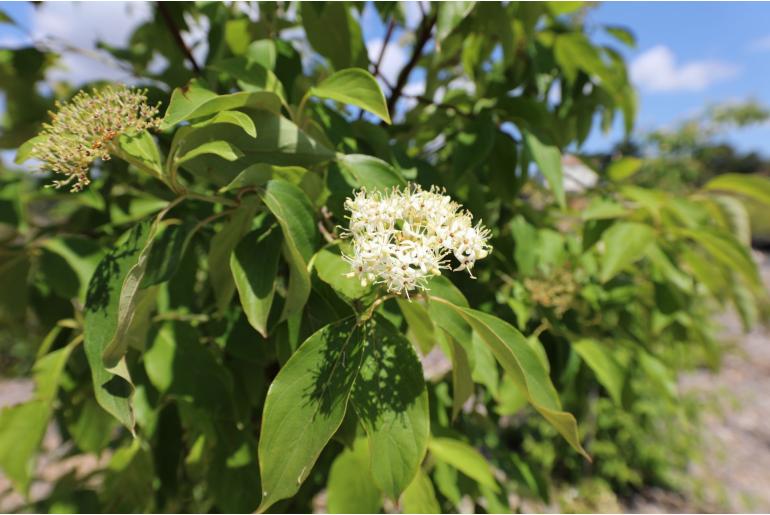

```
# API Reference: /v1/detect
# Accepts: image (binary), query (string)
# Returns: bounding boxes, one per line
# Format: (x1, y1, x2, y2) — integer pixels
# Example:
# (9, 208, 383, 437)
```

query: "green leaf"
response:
(430, 300, 589, 459)
(704, 173, 770, 208)
(326, 438, 383, 513)
(401, 468, 441, 514)
(424, 276, 472, 347)
(144, 322, 233, 411)
(101, 214, 171, 369)
(230, 226, 282, 337)
(208, 198, 260, 314)
(140, 220, 195, 288)
(262, 179, 318, 321)
(676, 228, 760, 288)
(547, 1, 585, 16)
(0, 340, 78, 493)
(314, 246, 370, 301)
(220, 163, 308, 192)
(174, 111, 335, 174)
(14, 134, 45, 164)
(572, 339, 625, 405)
(176, 140, 244, 165)
(436, 2, 476, 44)
(42, 236, 104, 303)
(605, 25, 636, 48)
(211, 57, 287, 101)
(311, 68, 391, 124)
(115, 131, 164, 178)
(580, 197, 629, 221)
(247, 39, 277, 70)
(447, 335, 474, 420)
(0, 401, 49, 494)
(397, 298, 437, 354)
(301, 2, 368, 70)
(599, 222, 655, 283)
(524, 131, 565, 208)
(84, 222, 153, 432)
(350, 316, 430, 500)
(0, 9, 16, 24)
(257, 318, 365, 512)
(162, 79, 281, 128)
(191, 110, 258, 137)
(428, 437, 498, 491)
(606, 156, 642, 181)
(337, 153, 405, 189)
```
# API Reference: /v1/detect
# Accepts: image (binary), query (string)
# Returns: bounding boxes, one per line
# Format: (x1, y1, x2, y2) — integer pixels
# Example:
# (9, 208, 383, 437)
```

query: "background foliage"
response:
(1, 2, 769, 513)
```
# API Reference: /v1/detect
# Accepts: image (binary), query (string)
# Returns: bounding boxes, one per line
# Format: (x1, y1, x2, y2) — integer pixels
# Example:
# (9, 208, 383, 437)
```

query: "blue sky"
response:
(2, 1, 770, 156)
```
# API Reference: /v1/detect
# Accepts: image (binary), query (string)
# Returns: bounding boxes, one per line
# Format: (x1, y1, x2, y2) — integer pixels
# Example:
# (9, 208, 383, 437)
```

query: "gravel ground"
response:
(625, 255, 770, 514)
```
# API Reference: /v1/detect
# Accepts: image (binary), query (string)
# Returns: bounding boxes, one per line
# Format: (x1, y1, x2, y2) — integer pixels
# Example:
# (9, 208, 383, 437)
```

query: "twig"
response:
(373, 18, 396, 78)
(361, 18, 397, 121)
(385, 11, 437, 119)
(156, 2, 201, 75)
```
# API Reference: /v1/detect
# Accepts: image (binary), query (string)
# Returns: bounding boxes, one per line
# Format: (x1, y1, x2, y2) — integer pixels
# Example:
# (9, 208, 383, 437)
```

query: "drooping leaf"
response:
(350, 316, 430, 500)
(101, 215, 167, 368)
(230, 226, 283, 337)
(311, 68, 391, 124)
(84, 221, 153, 432)
(429, 299, 589, 459)
(447, 334, 474, 420)
(257, 318, 364, 512)
(261, 179, 318, 321)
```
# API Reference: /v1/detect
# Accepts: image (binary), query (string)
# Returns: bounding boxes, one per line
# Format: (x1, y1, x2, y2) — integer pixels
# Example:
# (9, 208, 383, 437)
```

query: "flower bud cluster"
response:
(524, 267, 578, 316)
(31, 86, 161, 192)
(342, 184, 492, 295)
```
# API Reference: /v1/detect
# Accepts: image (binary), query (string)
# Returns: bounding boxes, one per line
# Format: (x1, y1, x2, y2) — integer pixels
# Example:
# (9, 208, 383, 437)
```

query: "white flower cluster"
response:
(342, 184, 492, 296)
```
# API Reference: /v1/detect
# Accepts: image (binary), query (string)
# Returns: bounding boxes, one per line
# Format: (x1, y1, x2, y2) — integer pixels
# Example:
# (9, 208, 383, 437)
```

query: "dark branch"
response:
(385, 12, 437, 119)
(360, 18, 397, 121)
(372, 18, 396, 78)
(157, 2, 202, 75)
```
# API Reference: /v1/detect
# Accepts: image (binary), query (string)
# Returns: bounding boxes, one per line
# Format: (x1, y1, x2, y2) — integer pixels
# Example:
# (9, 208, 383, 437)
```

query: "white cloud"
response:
(630, 45, 739, 93)
(748, 34, 770, 52)
(29, 2, 152, 86)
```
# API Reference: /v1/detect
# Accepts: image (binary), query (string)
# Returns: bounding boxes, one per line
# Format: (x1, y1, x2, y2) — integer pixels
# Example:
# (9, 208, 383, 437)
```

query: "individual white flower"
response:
(342, 183, 492, 296)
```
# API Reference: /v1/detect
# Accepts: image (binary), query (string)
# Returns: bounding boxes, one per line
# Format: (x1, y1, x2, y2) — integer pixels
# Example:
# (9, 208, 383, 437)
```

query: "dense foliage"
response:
(1, 2, 769, 512)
